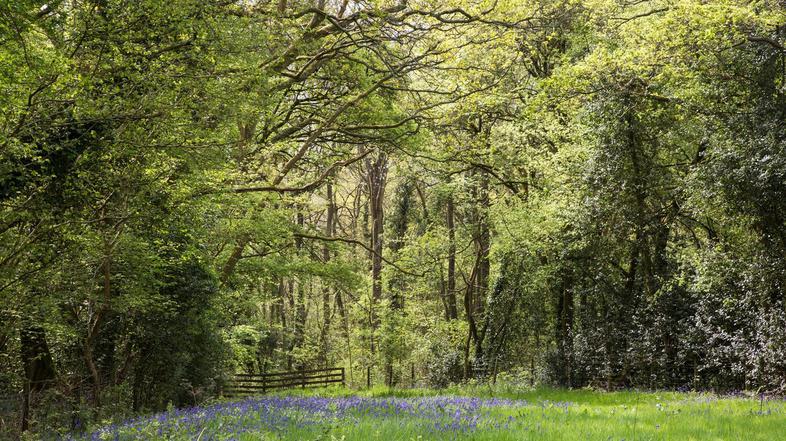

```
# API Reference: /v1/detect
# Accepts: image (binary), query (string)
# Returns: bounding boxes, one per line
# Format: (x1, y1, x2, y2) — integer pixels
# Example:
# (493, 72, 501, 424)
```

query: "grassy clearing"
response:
(69, 386, 784, 441)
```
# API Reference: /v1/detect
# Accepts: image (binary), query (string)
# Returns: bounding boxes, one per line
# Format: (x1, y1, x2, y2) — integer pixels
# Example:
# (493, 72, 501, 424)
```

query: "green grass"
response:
(276, 386, 784, 441)
(80, 386, 785, 441)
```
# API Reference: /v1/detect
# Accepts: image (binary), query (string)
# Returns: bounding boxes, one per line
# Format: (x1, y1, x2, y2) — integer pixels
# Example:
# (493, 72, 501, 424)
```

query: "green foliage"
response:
(2, 0, 786, 437)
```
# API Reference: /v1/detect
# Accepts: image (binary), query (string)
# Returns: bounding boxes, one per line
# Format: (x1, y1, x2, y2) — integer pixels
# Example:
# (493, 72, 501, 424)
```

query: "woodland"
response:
(1, 0, 786, 437)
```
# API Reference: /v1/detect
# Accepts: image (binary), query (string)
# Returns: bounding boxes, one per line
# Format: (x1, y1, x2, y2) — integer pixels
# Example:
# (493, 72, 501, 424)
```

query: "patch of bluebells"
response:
(63, 396, 539, 440)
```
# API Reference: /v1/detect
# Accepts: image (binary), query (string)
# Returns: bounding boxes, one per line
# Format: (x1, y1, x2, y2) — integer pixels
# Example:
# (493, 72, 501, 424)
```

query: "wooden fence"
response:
(223, 367, 345, 397)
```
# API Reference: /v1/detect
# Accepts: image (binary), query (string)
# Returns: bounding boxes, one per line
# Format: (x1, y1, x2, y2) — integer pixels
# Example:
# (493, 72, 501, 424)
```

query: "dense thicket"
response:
(1, 0, 785, 437)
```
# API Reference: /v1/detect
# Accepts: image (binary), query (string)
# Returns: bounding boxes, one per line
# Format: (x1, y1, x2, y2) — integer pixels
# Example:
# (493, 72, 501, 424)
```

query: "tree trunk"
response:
(83, 248, 113, 409)
(365, 151, 387, 356)
(446, 195, 458, 320)
(383, 180, 411, 385)
(19, 324, 56, 432)
(220, 236, 247, 285)
(219, 120, 258, 284)
(472, 170, 491, 365)
(556, 279, 574, 387)
(335, 290, 353, 384)
(318, 183, 335, 365)
(292, 211, 307, 369)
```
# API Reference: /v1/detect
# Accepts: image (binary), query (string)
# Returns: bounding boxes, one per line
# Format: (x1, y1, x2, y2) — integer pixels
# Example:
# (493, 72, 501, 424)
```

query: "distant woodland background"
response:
(1, 0, 785, 436)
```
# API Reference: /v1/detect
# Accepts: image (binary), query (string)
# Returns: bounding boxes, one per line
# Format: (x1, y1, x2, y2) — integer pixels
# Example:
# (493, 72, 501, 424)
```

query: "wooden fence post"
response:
(224, 367, 346, 397)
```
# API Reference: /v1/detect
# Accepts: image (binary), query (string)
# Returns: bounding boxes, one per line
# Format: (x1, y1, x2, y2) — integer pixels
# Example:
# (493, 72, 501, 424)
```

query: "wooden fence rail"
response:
(223, 367, 345, 397)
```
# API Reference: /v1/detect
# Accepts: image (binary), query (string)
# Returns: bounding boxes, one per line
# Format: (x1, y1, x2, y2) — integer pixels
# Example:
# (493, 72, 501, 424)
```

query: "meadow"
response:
(65, 386, 784, 441)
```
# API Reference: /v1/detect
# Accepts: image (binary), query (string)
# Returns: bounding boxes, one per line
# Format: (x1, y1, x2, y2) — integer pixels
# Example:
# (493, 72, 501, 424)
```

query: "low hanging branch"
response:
(233, 148, 373, 194)
(292, 232, 427, 277)
(267, 72, 398, 187)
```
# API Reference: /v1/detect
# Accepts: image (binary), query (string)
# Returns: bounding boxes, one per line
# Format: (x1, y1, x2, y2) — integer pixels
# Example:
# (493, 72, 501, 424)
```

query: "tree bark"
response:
(292, 211, 307, 369)
(219, 120, 258, 284)
(19, 324, 56, 432)
(446, 195, 458, 320)
(83, 246, 113, 409)
(318, 183, 335, 365)
(556, 278, 574, 387)
(365, 151, 387, 355)
(472, 170, 491, 366)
